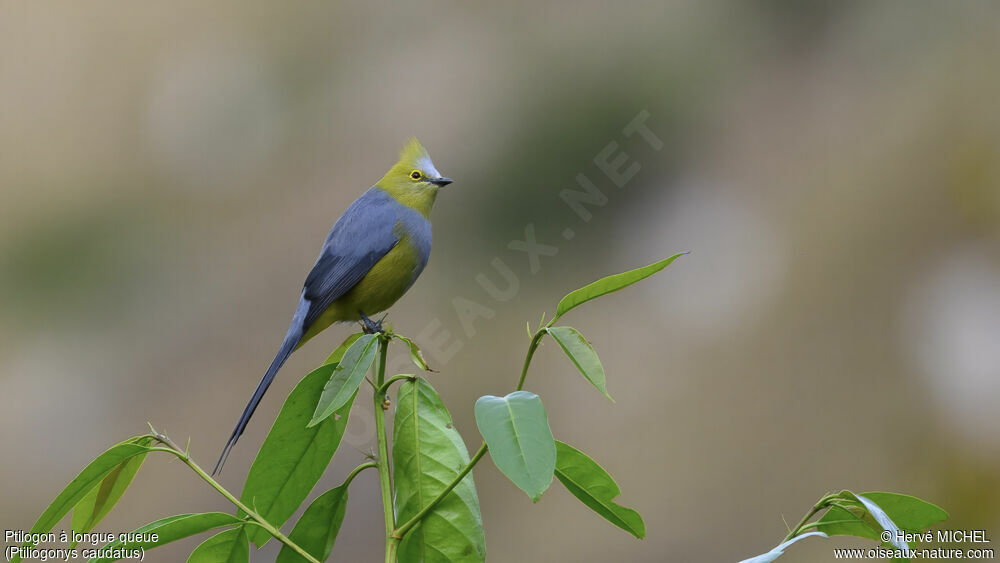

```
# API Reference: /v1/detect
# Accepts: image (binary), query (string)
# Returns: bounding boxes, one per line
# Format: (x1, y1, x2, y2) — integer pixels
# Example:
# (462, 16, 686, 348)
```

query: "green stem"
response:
(386, 537, 399, 563)
(378, 373, 417, 396)
(784, 494, 838, 541)
(147, 436, 320, 563)
(516, 325, 550, 391)
(392, 442, 488, 540)
(343, 461, 378, 488)
(798, 519, 856, 532)
(373, 335, 397, 562)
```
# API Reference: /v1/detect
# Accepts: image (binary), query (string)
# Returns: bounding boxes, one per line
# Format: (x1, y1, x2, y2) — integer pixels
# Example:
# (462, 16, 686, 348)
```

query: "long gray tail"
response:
(213, 298, 308, 475)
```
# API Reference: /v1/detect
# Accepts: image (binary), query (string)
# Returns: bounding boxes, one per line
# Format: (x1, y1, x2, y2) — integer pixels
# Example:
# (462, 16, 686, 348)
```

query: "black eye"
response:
(410, 170, 422, 180)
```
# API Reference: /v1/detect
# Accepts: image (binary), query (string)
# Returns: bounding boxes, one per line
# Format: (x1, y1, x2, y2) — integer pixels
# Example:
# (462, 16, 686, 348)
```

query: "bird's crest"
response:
(399, 137, 430, 168)
(387, 137, 440, 182)
(376, 138, 446, 217)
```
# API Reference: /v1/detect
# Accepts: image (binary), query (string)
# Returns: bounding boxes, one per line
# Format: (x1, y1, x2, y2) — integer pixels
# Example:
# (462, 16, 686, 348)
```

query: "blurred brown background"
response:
(2, 2, 999, 561)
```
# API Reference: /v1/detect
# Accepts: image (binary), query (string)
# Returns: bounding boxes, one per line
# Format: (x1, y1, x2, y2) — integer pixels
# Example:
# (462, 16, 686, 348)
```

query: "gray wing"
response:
(302, 188, 401, 329)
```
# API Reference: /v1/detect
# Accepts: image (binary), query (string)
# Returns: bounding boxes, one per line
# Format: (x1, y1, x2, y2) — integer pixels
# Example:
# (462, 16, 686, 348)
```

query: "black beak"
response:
(431, 177, 453, 187)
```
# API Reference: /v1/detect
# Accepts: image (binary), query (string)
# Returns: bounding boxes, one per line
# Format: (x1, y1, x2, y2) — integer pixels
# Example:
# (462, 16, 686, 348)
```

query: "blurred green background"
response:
(2, 2, 999, 561)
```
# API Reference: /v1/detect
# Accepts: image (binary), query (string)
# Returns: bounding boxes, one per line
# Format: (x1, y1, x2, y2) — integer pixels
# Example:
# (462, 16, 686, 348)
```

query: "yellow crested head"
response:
(377, 138, 452, 217)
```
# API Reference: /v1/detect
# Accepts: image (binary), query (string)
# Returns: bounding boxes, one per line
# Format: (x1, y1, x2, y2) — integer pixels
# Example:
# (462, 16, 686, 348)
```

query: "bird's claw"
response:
(360, 313, 384, 334)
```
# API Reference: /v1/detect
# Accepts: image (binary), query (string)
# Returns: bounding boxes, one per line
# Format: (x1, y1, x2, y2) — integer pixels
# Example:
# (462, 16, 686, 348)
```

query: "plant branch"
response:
(783, 493, 838, 542)
(343, 461, 378, 488)
(516, 323, 551, 391)
(372, 334, 397, 562)
(147, 434, 320, 563)
(391, 442, 488, 540)
(386, 538, 399, 563)
(378, 373, 417, 396)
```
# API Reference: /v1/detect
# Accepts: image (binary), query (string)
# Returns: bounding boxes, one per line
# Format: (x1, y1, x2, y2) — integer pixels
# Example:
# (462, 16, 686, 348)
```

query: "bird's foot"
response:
(360, 312, 384, 334)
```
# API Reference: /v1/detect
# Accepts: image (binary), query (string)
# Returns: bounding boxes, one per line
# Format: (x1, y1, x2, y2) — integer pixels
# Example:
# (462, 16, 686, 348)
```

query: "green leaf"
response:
(242, 333, 360, 547)
(394, 333, 432, 371)
(309, 333, 378, 426)
(326, 332, 364, 364)
(810, 492, 944, 562)
(187, 527, 249, 563)
(554, 253, 686, 320)
(88, 513, 244, 563)
(13, 437, 152, 563)
(814, 505, 880, 540)
(850, 493, 908, 550)
(71, 435, 152, 544)
(276, 485, 349, 563)
(813, 491, 947, 551)
(553, 441, 644, 538)
(545, 327, 612, 401)
(394, 379, 485, 562)
(474, 391, 555, 502)
(824, 491, 909, 551)
(858, 492, 948, 532)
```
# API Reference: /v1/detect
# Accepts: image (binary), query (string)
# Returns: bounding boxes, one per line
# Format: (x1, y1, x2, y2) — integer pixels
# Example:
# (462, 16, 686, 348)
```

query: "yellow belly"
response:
(298, 236, 422, 346)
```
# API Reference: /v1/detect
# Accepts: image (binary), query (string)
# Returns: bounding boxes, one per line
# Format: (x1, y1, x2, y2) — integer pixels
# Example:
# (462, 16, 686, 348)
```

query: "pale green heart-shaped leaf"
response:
(856, 492, 947, 532)
(853, 494, 908, 551)
(825, 491, 908, 551)
(474, 391, 555, 502)
(309, 333, 378, 426)
(88, 513, 244, 563)
(814, 491, 946, 556)
(814, 505, 880, 541)
(394, 379, 485, 562)
(554, 441, 643, 538)
(242, 333, 360, 547)
(187, 527, 249, 563)
(545, 327, 612, 401)
(276, 485, 349, 563)
(554, 253, 686, 320)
